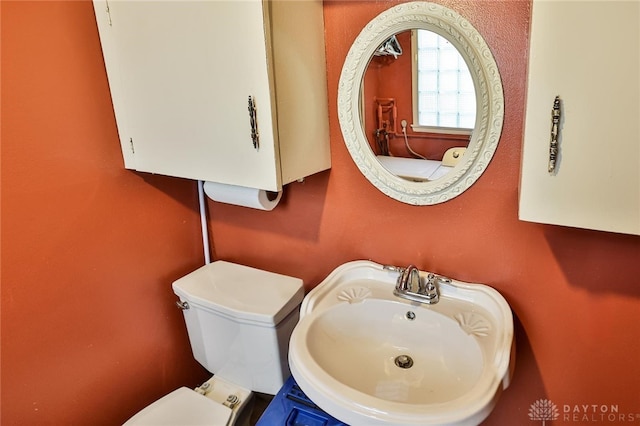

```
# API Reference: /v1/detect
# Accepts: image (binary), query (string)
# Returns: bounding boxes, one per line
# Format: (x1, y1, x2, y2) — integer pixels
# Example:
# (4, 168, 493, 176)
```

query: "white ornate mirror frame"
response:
(338, 2, 504, 205)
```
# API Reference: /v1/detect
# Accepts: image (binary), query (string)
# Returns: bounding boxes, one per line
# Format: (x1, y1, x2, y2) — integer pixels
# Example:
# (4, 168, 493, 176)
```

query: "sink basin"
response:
(288, 261, 514, 426)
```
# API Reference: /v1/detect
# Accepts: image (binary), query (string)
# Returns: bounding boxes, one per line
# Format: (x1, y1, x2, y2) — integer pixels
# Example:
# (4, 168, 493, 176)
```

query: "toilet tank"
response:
(172, 261, 304, 395)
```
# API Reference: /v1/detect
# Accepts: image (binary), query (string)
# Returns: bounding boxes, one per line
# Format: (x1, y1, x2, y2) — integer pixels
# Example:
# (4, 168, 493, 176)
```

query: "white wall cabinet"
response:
(519, 1, 639, 235)
(93, 0, 330, 191)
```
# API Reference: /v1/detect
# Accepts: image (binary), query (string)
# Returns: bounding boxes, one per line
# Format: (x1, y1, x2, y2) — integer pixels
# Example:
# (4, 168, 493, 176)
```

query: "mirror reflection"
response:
(338, 1, 504, 205)
(362, 30, 476, 182)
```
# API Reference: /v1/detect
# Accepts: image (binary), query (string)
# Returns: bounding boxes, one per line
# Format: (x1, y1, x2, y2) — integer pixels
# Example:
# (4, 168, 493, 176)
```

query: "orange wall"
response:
(208, 0, 640, 424)
(3, 1, 640, 425)
(2, 1, 209, 424)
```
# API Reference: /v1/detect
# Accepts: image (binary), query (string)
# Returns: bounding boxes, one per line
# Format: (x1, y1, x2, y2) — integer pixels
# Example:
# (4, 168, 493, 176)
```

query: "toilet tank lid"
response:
(172, 261, 304, 325)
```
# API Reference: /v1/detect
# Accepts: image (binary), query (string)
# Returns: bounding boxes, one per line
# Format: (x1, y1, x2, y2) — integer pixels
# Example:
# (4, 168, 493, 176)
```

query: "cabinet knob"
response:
(549, 96, 561, 174)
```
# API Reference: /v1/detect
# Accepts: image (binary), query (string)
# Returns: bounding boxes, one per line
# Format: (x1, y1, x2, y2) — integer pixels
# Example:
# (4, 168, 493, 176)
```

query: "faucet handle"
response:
(419, 273, 436, 293)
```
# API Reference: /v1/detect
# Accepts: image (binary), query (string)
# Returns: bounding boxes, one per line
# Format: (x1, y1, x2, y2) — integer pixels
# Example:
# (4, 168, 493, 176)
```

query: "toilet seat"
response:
(123, 387, 232, 425)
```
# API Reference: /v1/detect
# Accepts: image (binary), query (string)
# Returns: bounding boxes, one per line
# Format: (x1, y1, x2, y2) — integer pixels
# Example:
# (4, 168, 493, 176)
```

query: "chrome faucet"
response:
(386, 264, 444, 305)
(397, 265, 420, 292)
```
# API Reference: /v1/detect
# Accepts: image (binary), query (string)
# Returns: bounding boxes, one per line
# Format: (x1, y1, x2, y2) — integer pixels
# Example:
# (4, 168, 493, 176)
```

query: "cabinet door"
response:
(519, 1, 639, 235)
(94, 1, 282, 190)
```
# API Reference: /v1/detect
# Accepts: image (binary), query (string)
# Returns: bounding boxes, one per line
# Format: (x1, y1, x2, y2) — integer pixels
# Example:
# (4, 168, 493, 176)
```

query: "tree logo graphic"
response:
(529, 399, 559, 425)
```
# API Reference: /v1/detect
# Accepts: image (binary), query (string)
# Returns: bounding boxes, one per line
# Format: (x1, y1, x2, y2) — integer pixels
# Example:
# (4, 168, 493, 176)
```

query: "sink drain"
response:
(394, 354, 414, 369)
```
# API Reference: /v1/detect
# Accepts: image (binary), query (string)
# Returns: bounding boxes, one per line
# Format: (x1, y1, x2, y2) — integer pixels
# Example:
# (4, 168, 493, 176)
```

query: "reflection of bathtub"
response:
(376, 155, 452, 181)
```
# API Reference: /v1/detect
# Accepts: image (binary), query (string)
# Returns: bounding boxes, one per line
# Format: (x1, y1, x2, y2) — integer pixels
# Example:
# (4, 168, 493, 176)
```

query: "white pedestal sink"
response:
(289, 260, 514, 426)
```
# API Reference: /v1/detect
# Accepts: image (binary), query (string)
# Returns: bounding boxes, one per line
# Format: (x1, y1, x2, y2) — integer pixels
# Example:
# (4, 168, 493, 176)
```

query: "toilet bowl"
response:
(123, 261, 304, 425)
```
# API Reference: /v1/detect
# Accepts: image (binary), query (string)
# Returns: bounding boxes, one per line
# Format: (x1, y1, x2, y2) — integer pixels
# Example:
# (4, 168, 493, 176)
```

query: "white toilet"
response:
(124, 260, 305, 426)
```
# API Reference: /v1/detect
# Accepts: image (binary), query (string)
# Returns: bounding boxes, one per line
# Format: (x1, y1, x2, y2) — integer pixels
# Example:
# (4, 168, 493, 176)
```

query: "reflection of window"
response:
(412, 30, 476, 133)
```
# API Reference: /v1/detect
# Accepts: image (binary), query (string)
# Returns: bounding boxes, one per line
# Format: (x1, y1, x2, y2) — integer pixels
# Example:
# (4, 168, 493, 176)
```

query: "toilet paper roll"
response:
(203, 181, 282, 211)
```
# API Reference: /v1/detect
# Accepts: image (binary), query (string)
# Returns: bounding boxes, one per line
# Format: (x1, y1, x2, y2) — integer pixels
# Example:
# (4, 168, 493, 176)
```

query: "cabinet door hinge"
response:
(129, 138, 135, 154)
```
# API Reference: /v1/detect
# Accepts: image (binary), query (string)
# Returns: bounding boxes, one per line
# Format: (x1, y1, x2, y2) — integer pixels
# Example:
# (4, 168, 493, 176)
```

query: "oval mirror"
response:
(338, 2, 504, 205)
